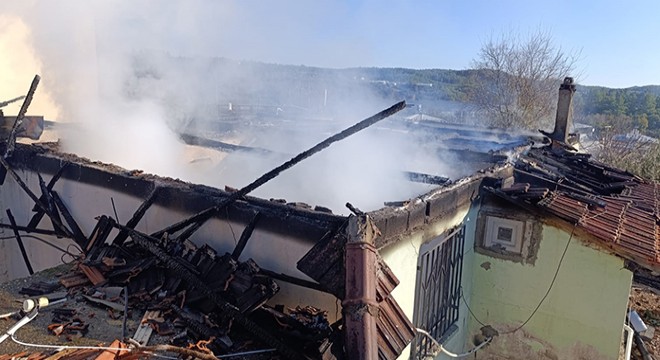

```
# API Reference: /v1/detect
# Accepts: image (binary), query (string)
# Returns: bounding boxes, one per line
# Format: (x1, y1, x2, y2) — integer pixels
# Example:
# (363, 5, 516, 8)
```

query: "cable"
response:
(225, 207, 238, 246)
(460, 286, 486, 327)
(0, 234, 82, 259)
(461, 224, 576, 335)
(415, 328, 491, 358)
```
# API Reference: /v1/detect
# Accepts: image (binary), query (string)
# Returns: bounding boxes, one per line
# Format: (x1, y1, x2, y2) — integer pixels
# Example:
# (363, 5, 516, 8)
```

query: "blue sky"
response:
(4, 0, 659, 89)
(158, 0, 656, 89)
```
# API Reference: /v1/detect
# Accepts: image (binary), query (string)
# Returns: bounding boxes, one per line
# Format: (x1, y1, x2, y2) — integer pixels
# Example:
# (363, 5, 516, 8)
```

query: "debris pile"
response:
(0, 211, 340, 359)
(0, 92, 416, 358)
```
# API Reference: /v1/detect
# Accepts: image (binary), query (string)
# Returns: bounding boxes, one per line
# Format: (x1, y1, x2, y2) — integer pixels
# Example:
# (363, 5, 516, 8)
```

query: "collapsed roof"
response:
(489, 145, 660, 271)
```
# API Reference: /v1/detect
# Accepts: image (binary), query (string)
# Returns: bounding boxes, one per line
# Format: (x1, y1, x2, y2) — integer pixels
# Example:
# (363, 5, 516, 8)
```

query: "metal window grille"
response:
(411, 225, 465, 359)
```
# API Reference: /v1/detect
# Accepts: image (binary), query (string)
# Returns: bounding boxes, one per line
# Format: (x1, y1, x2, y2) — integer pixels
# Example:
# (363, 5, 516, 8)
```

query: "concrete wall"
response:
(0, 167, 339, 320)
(380, 202, 479, 359)
(469, 225, 632, 360)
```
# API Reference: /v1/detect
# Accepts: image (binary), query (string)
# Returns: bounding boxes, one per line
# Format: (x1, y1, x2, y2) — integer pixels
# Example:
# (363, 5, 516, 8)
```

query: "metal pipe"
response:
(623, 324, 634, 360)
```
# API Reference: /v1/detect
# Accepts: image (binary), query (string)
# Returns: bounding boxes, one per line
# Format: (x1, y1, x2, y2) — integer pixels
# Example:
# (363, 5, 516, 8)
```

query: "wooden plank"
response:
(59, 273, 90, 288)
(93, 339, 129, 360)
(79, 264, 107, 286)
(132, 310, 161, 346)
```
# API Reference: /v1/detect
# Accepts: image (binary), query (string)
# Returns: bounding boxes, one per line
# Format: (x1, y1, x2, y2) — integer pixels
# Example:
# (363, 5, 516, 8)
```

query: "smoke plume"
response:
(0, 1, 467, 214)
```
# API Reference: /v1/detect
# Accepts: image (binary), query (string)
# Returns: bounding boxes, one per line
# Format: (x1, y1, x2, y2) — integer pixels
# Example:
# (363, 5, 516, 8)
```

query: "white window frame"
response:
(484, 215, 524, 254)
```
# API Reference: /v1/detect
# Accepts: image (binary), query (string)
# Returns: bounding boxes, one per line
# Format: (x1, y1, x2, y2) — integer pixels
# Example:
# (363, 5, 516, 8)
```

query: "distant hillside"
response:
(131, 55, 660, 135)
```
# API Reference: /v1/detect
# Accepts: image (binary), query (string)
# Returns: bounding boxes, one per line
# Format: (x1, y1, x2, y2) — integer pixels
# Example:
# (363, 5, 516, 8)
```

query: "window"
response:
(475, 206, 541, 265)
(411, 225, 465, 359)
(484, 216, 524, 253)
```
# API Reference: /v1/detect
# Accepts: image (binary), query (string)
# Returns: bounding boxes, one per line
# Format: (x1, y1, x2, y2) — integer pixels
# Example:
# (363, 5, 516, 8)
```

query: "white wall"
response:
(0, 167, 339, 320)
(379, 202, 476, 359)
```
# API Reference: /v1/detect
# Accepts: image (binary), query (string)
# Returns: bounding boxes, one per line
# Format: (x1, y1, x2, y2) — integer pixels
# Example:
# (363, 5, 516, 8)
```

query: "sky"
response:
(0, 0, 658, 211)
(2, 1, 659, 97)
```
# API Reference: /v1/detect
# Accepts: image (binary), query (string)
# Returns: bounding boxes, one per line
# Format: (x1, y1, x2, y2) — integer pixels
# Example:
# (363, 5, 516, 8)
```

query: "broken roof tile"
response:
(492, 146, 660, 271)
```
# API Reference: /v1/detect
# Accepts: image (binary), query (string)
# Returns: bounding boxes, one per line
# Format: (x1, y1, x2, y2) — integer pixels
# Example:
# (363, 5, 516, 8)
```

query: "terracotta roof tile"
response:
(496, 147, 660, 270)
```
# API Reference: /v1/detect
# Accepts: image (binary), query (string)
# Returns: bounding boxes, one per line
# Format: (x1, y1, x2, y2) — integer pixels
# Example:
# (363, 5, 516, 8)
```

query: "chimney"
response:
(550, 77, 576, 143)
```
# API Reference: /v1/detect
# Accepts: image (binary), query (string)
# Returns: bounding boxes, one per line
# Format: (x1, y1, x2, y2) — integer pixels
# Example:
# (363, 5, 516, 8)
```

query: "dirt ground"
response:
(0, 263, 150, 356)
(628, 284, 660, 359)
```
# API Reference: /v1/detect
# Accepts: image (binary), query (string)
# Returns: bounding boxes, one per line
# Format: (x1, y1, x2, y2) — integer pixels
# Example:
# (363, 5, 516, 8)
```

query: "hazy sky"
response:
(3, 0, 659, 90)
(70, 0, 654, 89)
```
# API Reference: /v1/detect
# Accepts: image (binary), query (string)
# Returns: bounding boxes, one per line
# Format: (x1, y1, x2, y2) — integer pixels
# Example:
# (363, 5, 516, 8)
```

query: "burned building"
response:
(0, 77, 658, 360)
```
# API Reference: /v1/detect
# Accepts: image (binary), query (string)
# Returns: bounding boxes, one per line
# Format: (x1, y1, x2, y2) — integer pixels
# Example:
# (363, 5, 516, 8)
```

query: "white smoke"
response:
(1, 1, 470, 214)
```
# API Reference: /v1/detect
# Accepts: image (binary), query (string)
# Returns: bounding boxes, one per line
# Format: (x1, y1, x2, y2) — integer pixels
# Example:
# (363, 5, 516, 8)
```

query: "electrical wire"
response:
(225, 207, 238, 246)
(502, 225, 575, 334)
(0, 234, 82, 259)
(415, 328, 491, 358)
(12, 333, 276, 359)
(461, 224, 576, 335)
(11, 333, 130, 352)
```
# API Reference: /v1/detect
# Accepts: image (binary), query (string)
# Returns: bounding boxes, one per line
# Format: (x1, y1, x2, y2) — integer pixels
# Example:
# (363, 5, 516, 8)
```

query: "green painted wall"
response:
(469, 225, 632, 360)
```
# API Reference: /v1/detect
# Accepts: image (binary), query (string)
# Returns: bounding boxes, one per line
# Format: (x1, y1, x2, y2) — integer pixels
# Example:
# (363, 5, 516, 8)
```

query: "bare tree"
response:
(585, 114, 660, 180)
(466, 30, 580, 129)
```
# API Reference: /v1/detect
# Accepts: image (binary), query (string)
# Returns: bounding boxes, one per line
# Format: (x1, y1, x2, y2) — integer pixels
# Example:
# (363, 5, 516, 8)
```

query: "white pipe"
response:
(0, 309, 39, 344)
(416, 328, 492, 358)
(623, 324, 634, 360)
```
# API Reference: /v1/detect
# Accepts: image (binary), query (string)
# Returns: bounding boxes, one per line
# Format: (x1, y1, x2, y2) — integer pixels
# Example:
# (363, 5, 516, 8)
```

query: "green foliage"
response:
(575, 86, 660, 135)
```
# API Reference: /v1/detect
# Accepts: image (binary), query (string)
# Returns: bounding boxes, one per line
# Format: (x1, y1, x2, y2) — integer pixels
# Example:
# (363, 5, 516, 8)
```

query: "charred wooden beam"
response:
(169, 305, 233, 351)
(6, 209, 34, 275)
(0, 156, 74, 239)
(174, 214, 213, 243)
(86, 215, 114, 254)
(231, 212, 260, 261)
(346, 202, 364, 216)
(0, 95, 25, 108)
(259, 268, 330, 294)
(152, 101, 406, 239)
(111, 221, 306, 360)
(402, 171, 450, 185)
(0, 223, 60, 236)
(38, 174, 66, 235)
(4, 74, 40, 158)
(180, 133, 283, 157)
(113, 187, 160, 245)
(26, 164, 68, 229)
(151, 206, 216, 239)
(297, 227, 347, 299)
(51, 190, 88, 248)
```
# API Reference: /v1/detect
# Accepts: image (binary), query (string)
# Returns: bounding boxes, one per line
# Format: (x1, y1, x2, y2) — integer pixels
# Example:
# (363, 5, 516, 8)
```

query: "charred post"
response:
(4, 74, 40, 158)
(51, 190, 88, 248)
(231, 211, 260, 260)
(26, 164, 69, 229)
(113, 187, 160, 245)
(0, 156, 74, 239)
(6, 209, 34, 275)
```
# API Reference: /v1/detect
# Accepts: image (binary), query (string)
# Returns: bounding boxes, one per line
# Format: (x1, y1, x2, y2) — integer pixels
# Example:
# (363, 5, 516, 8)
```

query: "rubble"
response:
(0, 95, 416, 359)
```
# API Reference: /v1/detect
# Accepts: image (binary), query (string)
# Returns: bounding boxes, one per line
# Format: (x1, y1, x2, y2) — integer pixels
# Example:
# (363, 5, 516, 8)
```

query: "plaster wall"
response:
(469, 225, 632, 360)
(380, 202, 480, 359)
(0, 167, 339, 320)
